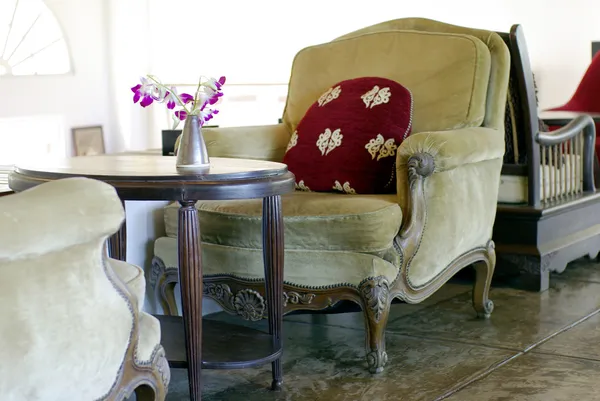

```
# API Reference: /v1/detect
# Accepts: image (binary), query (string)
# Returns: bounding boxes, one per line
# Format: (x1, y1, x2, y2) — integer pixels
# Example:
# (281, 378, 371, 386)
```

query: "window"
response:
(0, 0, 71, 76)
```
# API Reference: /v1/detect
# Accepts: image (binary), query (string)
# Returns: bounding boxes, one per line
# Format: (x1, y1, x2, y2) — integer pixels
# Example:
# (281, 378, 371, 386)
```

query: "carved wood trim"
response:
(151, 151, 496, 374)
(151, 256, 179, 316)
(392, 153, 496, 304)
(100, 251, 168, 401)
(201, 277, 362, 318)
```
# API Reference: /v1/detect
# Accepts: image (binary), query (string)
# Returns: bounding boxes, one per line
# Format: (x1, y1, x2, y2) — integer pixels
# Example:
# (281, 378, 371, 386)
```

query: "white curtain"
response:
(106, 0, 155, 151)
(105, 0, 600, 150)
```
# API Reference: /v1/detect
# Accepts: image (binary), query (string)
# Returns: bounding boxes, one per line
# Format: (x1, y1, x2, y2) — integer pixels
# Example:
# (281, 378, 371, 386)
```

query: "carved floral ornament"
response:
(203, 283, 317, 320)
(233, 289, 265, 321)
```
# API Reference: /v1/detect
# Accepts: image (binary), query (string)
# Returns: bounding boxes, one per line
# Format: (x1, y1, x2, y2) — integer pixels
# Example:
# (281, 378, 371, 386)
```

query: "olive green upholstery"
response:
(154, 18, 509, 306)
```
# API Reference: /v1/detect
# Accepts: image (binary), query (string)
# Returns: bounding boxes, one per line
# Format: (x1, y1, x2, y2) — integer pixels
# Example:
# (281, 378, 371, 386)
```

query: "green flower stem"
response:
(146, 75, 190, 112)
(193, 75, 205, 109)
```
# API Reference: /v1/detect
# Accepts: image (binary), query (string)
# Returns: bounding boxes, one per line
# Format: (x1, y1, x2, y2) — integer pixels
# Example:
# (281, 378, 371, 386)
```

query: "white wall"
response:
(2, 1, 600, 156)
(3, 0, 600, 316)
(0, 0, 120, 154)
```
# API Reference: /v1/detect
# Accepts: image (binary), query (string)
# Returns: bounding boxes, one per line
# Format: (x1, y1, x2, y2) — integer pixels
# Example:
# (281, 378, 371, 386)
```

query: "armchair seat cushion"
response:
(164, 191, 402, 253)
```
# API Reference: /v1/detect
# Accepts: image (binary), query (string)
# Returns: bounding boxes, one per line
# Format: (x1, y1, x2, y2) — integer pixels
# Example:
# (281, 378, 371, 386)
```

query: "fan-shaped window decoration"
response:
(0, 0, 71, 76)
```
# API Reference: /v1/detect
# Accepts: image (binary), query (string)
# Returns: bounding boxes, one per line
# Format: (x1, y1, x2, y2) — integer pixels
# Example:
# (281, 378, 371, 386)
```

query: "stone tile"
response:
(445, 353, 600, 401)
(283, 282, 471, 330)
(387, 280, 600, 350)
(165, 319, 514, 401)
(534, 311, 600, 360)
(552, 258, 600, 283)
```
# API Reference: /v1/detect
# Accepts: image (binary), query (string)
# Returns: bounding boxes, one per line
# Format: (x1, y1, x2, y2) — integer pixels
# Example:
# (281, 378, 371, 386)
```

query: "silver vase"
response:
(175, 115, 210, 174)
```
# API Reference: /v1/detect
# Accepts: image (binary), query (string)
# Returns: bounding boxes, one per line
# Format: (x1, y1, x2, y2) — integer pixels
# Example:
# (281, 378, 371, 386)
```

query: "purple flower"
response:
(180, 93, 194, 104)
(209, 92, 222, 105)
(215, 76, 226, 89)
(199, 108, 219, 126)
(140, 95, 154, 107)
(131, 84, 142, 102)
(164, 92, 176, 109)
(163, 88, 179, 110)
(131, 77, 156, 107)
(175, 110, 187, 120)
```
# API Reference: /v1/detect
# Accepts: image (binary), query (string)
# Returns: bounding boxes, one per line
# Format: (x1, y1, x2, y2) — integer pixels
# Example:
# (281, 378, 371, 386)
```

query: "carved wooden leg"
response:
(135, 384, 166, 401)
(359, 276, 391, 374)
(151, 256, 180, 316)
(159, 280, 179, 316)
(262, 195, 284, 391)
(107, 220, 127, 261)
(472, 241, 496, 319)
(178, 200, 202, 401)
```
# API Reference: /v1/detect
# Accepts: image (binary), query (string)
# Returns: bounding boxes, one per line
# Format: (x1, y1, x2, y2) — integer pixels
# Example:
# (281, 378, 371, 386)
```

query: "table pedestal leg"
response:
(178, 200, 203, 401)
(262, 195, 284, 390)
(107, 221, 127, 261)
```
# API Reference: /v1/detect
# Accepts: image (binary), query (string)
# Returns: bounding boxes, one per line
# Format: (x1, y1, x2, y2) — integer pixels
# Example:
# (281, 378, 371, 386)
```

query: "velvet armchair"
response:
(0, 177, 169, 401)
(152, 18, 511, 373)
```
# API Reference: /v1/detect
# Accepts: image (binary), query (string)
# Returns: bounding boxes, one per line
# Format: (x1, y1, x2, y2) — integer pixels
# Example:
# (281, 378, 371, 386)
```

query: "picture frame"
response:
(72, 125, 105, 156)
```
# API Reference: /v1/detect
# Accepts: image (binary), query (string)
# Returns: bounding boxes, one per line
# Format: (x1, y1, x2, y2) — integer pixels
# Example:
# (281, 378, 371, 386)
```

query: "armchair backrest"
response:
(282, 17, 510, 136)
(0, 178, 132, 400)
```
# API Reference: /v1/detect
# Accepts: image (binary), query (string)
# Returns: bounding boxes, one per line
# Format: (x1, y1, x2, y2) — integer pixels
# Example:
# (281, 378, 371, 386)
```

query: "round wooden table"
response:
(8, 155, 295, 401)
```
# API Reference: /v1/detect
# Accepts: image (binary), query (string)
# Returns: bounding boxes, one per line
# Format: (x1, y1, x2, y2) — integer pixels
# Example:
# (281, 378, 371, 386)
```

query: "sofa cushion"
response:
(164, 191, 402, 252)
(155, 236, 400, 288)
(283, 76, 413, 194)
(283, 30, 491, 135)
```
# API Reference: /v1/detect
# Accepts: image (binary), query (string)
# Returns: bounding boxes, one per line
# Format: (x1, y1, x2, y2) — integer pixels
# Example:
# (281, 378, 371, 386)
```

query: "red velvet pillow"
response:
(283, 77, 413, 194)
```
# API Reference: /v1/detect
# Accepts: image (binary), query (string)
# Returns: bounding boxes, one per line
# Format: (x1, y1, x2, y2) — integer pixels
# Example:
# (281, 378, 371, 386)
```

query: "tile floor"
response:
(162, 259, 600, 400)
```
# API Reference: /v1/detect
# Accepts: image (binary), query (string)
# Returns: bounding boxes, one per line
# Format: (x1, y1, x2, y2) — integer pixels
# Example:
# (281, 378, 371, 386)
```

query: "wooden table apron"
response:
(8, 156, 295, 401)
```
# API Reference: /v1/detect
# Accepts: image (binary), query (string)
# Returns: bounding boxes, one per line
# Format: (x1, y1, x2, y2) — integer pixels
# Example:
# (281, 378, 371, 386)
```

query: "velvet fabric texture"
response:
(155, 19, 510, 299)
(283, 77, 413, 194)
(164, 192, 402, 252)
(284, 30, 492, 136)
(0, 178, 165, 401)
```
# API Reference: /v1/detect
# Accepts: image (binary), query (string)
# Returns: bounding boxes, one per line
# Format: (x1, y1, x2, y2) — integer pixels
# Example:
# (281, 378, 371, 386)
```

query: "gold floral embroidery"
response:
(371, 88, 391, 108)
(365, 134, 385, 159)
(295, 180, 311, 192)
(317, 85, 342, 107)
(333, 180, 356, 194)
(361, 86, 379, 108)
(365, 134, 397, 161)
(316, 128, 343, 156)
(286, 130, 298, 152)
(361, 85, 391, 109)
(377, 138, 397, 161)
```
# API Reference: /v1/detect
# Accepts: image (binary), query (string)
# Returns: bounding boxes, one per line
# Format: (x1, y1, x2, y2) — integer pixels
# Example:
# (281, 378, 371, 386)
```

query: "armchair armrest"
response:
(398, 126, 505, 173)
(0, 177, 124, 260)
(201, 124, 292, 162)
(0, 177, 136, 400)
(395, 126, 504, 290)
